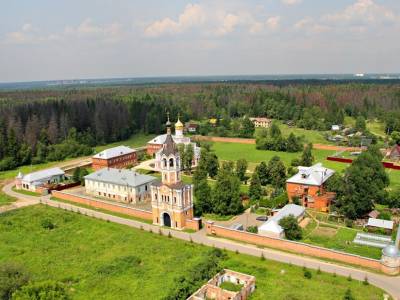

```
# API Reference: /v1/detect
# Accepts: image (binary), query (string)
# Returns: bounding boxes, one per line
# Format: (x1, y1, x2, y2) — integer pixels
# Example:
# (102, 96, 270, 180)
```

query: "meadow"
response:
(211, 141, 400, 188)
(0, 205, 387, 300)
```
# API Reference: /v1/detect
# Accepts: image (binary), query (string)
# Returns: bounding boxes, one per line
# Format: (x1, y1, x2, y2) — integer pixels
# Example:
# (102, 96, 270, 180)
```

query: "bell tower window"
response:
(169, 158, 174, 167)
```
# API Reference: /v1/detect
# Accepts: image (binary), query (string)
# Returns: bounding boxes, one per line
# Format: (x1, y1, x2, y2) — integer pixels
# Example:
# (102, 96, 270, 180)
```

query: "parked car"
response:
(256, 216, 268, 222)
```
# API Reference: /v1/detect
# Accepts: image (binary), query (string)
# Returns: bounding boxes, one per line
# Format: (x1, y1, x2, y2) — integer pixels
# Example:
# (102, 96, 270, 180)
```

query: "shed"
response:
(366, 218, 394, 233)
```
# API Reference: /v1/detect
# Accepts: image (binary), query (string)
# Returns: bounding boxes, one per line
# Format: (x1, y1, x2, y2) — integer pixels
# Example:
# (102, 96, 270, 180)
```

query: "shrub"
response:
(343, 288, 355, 300)
(0, 263, 30, 300)
(162, 248, 226, 300)
(11, 280, 69, 300)
(246, 226, 258, 234)
(41, 219, 56, 230)
(303, 269, 312, 279)
(279, 215, 302, 240)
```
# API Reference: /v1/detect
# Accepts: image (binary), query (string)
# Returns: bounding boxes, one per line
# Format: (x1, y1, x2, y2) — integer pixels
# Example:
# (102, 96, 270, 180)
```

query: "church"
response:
(147, 117, 201, 169)
(150, 117, 199, 230)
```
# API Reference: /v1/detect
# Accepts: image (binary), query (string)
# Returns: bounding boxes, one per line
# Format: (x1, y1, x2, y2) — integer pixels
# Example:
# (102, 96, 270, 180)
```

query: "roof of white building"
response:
(84, 168, 155, 187)
(367, 218, 394, 230)
(286, 163, 335, 186)
(259, 204, 305, 235)
(149, 134, 192, 145)
(20, 167, 65, 183)
(93, 146, 135, 159)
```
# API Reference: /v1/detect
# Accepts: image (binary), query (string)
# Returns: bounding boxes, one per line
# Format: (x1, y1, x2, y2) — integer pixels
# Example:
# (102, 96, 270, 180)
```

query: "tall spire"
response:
(166, 112, 171, 135)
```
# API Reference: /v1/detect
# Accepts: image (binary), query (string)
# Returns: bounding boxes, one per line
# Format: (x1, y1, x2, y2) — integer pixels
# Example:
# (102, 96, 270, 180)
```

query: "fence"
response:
(51, 190, 153, 221)
(327, 156, 400, 170)
(206, 221, 382, 271)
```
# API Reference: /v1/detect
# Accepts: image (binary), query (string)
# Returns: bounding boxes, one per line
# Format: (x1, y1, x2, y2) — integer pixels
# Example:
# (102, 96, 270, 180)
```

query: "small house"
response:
(366, 218, 394, 234)
(15, 167, 65, 192)
(258, 204, 305, 238)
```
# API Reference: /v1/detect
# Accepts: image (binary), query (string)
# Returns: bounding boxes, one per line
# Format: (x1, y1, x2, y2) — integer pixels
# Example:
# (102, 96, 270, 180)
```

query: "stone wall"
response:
(51, 190, 153, 221)
(206, 221, 382, 271)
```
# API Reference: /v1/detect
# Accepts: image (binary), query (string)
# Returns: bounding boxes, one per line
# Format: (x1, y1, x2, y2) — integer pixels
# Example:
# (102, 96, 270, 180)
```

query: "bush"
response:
(162, 248, 226, 300)
(0, 263, 30, 300)
(303, 269, 312, 279)
(377, 211, 391, 221)
(246, 226, 258, 234)
(279, 215, 302, 240)
(343, 288, 355, 300)
(41, 219, 56, 230)
(11, 280, 69, 300)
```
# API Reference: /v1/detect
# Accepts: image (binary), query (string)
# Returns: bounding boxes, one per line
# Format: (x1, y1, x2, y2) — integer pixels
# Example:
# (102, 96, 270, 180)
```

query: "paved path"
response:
(2, 182, 399, 299)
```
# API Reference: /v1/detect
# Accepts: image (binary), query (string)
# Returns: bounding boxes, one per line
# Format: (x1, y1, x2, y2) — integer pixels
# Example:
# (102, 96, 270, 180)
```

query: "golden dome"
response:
(175, 117, 184, 130)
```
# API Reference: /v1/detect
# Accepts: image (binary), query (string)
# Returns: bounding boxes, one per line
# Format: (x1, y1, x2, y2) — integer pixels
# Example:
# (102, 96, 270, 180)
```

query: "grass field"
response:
(11, 186, 41, 197)
(301, 221, 382, 259)
(0, 185, 16, 206)
(211, 141, 400, 188)
(0, 205, 386, 300)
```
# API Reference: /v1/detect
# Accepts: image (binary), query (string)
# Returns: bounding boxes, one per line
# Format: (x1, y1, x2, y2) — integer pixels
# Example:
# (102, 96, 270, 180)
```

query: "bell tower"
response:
(150, 115, 197, 230)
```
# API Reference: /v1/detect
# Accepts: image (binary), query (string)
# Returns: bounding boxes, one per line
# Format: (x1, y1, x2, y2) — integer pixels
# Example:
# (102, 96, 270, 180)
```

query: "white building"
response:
(258, 204, 305, 238)
(15, 167, 65, 192)
(84, 168, 156, 204)
(149, 117, 201, 170)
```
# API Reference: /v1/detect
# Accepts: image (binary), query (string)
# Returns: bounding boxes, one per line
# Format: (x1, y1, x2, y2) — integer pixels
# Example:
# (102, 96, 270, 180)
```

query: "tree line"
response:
(1, 82, 399, 171)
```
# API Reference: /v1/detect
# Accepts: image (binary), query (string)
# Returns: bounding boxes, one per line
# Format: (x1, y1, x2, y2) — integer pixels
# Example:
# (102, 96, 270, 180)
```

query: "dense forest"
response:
(0, 82, 400, 171)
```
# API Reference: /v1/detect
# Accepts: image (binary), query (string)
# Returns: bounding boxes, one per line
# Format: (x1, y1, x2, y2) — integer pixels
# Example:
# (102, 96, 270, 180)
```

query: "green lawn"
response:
(301, 221, 382, 259)
(211, 141, 399, 187)
(12, 186, 41, 197)
(212, 142, 343, 171)
(0, 205, 386, 300)
(0, 186, 16, 206)
(276, 122, 331, 145)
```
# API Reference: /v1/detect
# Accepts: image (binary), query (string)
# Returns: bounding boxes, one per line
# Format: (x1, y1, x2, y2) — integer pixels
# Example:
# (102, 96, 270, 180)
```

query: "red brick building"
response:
(92, 146, 137, 171)
(286, 163, 335, 212)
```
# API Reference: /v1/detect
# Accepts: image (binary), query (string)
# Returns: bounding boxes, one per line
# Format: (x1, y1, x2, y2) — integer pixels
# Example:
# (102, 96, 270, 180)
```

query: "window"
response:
(174, 197, 176, 203)
(145, 185, 148, 191)
(169, 158, 174, 167)
(163, 158, 167, 167)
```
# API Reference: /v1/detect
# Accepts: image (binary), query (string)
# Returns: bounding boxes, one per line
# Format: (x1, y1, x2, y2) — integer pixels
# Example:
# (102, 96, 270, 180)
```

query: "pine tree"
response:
(207, 153, 219, 179)
(212, 162, 243, 215)
(255, 162, 269, 186)
(239, 116, 255, 138)
(236, 159, 248, 182)
(249, 172, 262, 200)
(300, 143, 314, 166)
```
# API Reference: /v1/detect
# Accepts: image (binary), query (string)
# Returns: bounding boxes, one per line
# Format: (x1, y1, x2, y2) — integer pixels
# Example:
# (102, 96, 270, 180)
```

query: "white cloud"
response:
(3, 19, 123, 45)
(144, 3, 282, 38)
(266, 16, 281, 30)
(144, 4, 205, 37)
(249, 16, 281, 34)
(323, 0, 397, 25)
(293, 0, 399, 35)
(294, 17, 330, 34)
(281, 0, 302, 6)
(215, 13, 241, 36)
(64, 18, 123, 43)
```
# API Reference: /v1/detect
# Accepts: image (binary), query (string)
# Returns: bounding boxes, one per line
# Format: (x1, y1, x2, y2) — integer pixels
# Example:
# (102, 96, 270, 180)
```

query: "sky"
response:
(0, 0, 399, 82)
